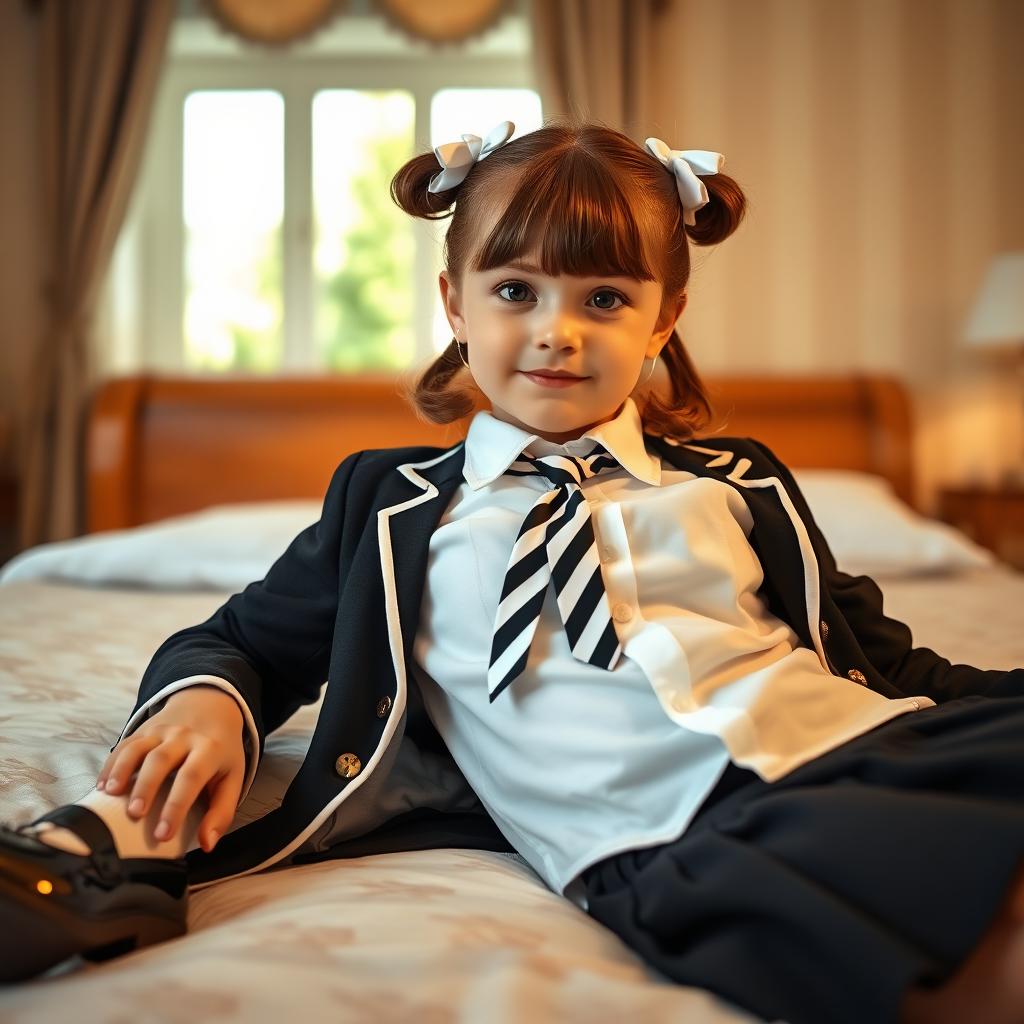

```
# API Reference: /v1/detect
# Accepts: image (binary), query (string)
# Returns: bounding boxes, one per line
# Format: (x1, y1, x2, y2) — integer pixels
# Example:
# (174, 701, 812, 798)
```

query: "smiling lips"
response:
(521, 370, 588, 389)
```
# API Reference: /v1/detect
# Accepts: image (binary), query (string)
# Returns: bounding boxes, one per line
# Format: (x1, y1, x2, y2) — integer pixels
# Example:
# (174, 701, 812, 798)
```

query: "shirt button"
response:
(376, 695, 391, 718)
(612, 603, 633, 623)
(334, 753, 362, 778)
(847, 669, 867, 686)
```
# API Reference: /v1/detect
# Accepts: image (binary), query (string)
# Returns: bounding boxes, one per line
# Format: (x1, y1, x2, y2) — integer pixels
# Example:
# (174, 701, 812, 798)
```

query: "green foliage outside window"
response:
(226, 233, 283, 372)
(317, 132, 414, 371)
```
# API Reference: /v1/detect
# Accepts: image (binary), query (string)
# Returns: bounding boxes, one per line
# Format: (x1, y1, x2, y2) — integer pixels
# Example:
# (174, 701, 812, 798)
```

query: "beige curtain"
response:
(19, 0, 175, 549)
(527, 0, 671, 134)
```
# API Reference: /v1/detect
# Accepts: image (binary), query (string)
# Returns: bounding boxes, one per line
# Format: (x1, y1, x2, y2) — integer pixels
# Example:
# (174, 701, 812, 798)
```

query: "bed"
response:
(1, 371, 1020, 1023)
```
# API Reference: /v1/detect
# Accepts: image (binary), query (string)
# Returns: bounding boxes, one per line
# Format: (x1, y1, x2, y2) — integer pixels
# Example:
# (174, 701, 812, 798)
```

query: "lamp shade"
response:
(964, 251, 1024, 349)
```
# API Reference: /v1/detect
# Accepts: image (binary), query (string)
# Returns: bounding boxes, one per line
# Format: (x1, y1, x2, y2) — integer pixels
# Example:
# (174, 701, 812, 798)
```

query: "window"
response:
(183, 89, 285, 370)
(100, 4, 541, 375)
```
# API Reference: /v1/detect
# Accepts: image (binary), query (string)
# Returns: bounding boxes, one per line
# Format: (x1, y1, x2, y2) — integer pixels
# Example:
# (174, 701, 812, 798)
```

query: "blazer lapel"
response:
(378, 444, 468, 694)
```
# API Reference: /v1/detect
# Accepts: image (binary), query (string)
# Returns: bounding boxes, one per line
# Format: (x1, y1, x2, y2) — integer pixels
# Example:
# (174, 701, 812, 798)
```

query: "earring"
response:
(453, 335, 471, 371)
(640, 355, 658, 385)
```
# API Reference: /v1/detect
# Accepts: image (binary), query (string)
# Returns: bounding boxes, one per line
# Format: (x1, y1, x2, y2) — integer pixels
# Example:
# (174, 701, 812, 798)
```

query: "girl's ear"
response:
(439, 271, 466, 339)
(647, 292, 687, 358)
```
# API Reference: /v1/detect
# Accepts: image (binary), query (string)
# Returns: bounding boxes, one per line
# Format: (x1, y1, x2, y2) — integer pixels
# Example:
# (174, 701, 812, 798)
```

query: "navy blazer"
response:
(111, 433, 1022, 889)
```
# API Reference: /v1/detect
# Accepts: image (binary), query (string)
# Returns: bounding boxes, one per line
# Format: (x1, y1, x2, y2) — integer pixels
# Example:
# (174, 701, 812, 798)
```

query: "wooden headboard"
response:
(85, 372, 915, 532)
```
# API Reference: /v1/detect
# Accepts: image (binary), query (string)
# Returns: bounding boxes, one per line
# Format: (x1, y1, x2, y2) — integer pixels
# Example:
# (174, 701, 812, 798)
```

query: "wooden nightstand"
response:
(937, 485, 1024, 571)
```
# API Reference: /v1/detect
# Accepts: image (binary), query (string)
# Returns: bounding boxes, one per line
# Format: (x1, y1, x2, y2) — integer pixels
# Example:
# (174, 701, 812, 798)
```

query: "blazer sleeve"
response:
(108, 449, 365, 790)
(747, 438, 1022, 703)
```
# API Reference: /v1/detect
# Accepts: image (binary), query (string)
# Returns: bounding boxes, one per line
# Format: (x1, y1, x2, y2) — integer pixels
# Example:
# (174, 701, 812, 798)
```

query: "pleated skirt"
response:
(580, 694, 1024, 1024)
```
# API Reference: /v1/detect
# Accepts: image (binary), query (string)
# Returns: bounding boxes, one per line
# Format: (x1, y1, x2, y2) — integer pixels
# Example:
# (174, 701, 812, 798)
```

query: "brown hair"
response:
(391, 114, 747, 440)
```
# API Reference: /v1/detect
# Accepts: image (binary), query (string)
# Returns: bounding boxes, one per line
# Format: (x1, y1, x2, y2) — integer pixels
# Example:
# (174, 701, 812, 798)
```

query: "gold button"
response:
(334, 753, 362, 778)
(612, 603, 633, 623)
(847, 669, 867, 686)
(819, 619, 829, 640)
(376, 695, 391, 718)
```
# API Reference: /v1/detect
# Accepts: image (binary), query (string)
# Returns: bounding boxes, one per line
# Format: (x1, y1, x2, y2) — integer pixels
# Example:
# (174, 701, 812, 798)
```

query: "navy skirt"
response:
(580, 695, 1024, 1024)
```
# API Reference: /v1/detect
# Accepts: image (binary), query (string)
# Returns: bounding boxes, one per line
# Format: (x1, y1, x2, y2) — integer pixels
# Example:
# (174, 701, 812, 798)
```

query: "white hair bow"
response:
(644, 139, 725, 226)
(427, 120, 516, 194)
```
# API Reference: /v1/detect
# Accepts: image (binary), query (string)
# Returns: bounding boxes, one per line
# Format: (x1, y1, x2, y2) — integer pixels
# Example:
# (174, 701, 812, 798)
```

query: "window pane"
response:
(183, 90, 284, 371)
(429, 89, 543, 353)
(312, 90, 415, 371)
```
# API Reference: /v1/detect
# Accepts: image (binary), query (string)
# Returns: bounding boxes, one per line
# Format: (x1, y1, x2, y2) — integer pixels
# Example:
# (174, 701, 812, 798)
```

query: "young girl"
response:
(4, 116, 1024, 1024)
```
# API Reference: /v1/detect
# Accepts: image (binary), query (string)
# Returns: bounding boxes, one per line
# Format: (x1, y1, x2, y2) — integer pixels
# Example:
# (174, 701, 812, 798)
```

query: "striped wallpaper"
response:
(646, 0, 1024, 511)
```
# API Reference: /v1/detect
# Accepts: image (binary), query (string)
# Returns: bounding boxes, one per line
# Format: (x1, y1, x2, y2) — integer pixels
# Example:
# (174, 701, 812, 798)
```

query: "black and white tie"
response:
(487, 442, 624, 702)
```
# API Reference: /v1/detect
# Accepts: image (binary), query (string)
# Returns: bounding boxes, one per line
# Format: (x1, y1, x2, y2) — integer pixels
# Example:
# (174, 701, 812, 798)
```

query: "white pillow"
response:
(790, 468, 995, 577)
(0, 501, 323, 590)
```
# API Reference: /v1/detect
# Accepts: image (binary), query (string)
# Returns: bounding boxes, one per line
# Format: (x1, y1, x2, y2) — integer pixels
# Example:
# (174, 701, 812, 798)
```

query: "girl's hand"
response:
(95, 685, 246, 854)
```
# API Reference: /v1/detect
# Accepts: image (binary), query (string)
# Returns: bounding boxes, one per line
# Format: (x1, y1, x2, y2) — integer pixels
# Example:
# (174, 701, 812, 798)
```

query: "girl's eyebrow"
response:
(497, 260, 640, 283)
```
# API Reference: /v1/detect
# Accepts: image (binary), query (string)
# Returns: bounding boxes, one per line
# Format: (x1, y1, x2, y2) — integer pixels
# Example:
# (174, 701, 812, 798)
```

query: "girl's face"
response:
(439, 257, 686, 444)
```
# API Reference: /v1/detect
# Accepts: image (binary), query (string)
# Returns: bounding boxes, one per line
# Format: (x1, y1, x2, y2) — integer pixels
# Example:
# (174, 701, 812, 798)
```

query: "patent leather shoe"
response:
(0, 803, 188, 983)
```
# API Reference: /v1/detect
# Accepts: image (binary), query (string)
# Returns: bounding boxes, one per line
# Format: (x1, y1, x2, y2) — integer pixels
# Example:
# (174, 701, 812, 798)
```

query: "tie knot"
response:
(506, 442, 620, 489)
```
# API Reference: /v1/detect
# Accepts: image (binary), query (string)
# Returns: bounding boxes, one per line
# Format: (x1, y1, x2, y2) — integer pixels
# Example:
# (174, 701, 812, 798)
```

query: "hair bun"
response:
(685, 173, 747, 246)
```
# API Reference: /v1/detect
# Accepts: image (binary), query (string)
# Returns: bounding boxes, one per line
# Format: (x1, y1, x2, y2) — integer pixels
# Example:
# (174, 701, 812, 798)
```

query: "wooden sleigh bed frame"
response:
(84, 372, 916, 533)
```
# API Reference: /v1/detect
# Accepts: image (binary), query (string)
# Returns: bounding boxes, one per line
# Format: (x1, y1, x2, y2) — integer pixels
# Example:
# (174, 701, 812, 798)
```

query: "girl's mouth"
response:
(521, 371, 588, 389)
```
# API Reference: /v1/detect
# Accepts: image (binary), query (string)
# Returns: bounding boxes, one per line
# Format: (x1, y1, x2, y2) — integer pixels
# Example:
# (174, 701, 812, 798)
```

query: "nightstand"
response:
(937, 485, 1024, 571)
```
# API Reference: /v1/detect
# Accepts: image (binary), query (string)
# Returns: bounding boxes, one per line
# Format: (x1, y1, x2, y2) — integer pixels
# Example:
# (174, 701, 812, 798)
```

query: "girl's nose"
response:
(534, 319, 582, 352)
(535, 336, 579, 353)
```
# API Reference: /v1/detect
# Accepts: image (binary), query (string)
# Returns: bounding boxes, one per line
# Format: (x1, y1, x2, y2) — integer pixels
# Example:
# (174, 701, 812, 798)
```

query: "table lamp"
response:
(963, 251, 1024, 486)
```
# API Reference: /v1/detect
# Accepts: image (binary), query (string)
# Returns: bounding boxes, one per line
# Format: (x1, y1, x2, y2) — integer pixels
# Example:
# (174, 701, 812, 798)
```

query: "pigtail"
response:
(392, 142, 485, 424)
(685, 171, 748, 247)
(399, 338, 481, 424)
(390, 152, 463, 222)
(638, 331, 714, 441)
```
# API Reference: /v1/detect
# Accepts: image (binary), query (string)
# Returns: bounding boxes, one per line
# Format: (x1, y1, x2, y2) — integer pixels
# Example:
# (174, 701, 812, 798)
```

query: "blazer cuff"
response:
(111, 675, 260, 807)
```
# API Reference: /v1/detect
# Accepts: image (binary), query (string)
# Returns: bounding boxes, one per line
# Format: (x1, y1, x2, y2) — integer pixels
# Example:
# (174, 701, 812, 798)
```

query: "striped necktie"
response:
(487, 442, 624, 703)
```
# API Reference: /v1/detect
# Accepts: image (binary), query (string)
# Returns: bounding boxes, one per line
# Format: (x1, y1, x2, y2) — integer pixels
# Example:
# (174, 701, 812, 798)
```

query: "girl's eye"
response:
(496, 281, 533, 303)
(591, 290, 626, 311)
(494, 281, 628, 310)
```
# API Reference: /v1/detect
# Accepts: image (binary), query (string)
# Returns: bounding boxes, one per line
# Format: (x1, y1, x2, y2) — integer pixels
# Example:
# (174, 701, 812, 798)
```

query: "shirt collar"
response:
(462, 396, 662, 489)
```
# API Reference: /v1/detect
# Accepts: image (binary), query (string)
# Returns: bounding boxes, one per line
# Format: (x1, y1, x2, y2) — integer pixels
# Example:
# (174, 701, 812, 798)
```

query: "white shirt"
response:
(409, 398, 931, 911)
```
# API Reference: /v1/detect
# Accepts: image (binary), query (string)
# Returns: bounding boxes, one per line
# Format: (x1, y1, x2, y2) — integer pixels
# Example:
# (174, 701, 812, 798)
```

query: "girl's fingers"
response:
(124, 740, 187, 821)
(198, 770, 243, 852)
(150, 751, 212, 844)
(98, 734, 161, 795)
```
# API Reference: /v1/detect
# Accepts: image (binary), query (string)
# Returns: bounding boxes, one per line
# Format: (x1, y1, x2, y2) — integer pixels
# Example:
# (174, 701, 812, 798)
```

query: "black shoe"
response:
(0, 803, 188, 983)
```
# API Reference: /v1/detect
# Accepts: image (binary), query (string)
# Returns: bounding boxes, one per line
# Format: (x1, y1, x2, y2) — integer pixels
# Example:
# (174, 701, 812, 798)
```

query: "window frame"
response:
(106, 15, 535, 373)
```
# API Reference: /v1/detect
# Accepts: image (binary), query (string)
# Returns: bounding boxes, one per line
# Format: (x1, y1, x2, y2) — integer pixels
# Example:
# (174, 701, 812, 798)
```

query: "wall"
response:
(649, 0, 1024, 508)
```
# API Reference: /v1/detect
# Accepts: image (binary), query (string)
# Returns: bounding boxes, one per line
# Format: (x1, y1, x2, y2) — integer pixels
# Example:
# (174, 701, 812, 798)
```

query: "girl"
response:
(3, 116, 1023, 1024)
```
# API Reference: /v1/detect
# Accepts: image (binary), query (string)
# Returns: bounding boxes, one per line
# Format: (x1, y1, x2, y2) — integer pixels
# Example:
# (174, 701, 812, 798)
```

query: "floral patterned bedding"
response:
(2, 565, 1022, 1021)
